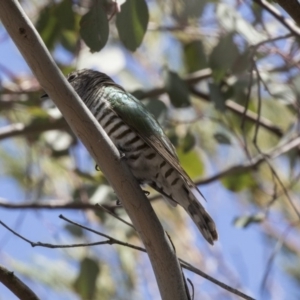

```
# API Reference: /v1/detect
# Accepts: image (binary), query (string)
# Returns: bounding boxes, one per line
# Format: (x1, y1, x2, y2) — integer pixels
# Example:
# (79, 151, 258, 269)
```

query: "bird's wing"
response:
(107, 87, 203, 196)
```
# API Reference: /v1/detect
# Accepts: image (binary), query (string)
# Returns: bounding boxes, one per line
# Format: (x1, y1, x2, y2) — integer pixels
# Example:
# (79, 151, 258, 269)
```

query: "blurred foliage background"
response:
(1, 0, 300, 299)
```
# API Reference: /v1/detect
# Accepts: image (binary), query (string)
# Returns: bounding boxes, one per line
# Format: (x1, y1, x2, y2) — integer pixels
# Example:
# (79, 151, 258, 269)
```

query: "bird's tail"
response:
(177, 185, 218, 245)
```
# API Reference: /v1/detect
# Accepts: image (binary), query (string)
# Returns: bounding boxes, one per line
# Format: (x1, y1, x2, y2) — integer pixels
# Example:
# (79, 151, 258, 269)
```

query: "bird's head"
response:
(66, 69, 117, 100)
(41, 69, 120, 102)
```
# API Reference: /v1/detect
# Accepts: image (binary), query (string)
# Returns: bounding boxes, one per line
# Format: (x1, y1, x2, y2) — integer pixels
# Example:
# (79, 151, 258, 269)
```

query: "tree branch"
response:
(197, 135, 300, 185)
(272, 0, 300, 26)
(1, 135, 300, 212)
(0, 1, 188, 299)
(253, 0, 300, 37)
(189, 87, 284, 138)
(0, 119, 68, 141)
(0, 265, 40, 300)
(0, 66, 284, 141)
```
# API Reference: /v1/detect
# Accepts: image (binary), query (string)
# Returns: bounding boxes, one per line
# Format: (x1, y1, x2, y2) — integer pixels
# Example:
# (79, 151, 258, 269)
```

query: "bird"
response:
(45, 69, 218, 245)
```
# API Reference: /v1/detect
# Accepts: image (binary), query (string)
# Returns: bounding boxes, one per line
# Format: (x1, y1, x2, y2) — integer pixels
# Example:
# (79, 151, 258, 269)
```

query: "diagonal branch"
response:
(189, 87, 284, 137)
(0, 1, 188, 299)
(253, 0, 300, 38)
(275, 0, 300, 25)
(0, 264, 40, 300)
(198, 135, 300, 184)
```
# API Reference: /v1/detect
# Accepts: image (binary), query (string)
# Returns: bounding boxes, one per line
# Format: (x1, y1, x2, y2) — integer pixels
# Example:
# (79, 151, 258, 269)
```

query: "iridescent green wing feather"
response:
(106, 87, 200, 192)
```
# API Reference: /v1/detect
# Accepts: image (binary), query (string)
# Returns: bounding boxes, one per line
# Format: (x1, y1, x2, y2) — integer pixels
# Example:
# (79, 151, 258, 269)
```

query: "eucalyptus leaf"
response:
(177, 148, 204, 179)
(73, 257, 100, 300)
(55, 0, 75, 30)
(60, 30, 77, 53)
(116, 0, 149, 51)
(164, 70, 191, 108)
(222, 172, 256, 192)
(214, 132, 231, 145)
(209, 33, 239, 82)
(209, 82, 226, 111)
(65, 224, 84, 237)
(172, 0, 206, 22)
(143, 99, 167, 123)
(80, 0, 109, 52)
(182, 131, 196, 153)
(183, 40, 207, 73)
(36, 5, 60, 50)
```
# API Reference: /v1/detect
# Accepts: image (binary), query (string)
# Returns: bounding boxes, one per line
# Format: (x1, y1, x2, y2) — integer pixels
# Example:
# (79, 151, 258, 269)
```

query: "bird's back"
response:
(67, 69, 218, 244)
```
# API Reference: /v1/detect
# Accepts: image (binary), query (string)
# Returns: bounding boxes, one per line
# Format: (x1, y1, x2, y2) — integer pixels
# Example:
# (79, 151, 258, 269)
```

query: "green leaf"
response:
(234, 213, 265, 228)
(209, 82, 226, 111)
(80, 0, 109, 52)
(36, 5, 60, 50)
(73, 257, 100, 300)
(164, 70, 191, 108)
(209, 33, 239, 82)
(143, 99, 167, 123)
(65, 224, 84, 237)
(168, 131, 179, 148)
(183, 40, 207, 73)
(172, 0, 206, 22)
(131, 89, 147, 99)
(177, 148, 204, 179)
(116, 0, 149, 51)
(221, 172, 256, 192)
(231, 76, 251, 105)
(60, 30, 77, 53)
(214, 132, 231, 144)
(232, 49, 252, 75)
(55, 0, 75, 30)
(36, 0, 76, 51)
(182, 131, 196, 153)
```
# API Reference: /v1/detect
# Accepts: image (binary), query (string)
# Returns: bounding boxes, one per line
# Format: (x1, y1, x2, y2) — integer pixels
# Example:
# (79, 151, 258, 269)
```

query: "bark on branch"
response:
(0, 265, 40, 300)
(253, 0, 300, 37)
(0, 1, 188, 299)
(276, 0, 300, 25)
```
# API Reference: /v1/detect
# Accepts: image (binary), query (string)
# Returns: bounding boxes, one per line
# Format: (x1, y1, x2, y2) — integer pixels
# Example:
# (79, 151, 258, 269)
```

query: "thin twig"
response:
(96, 203, 134, 228)
(251, 33, 293, 49)
(260, 222, 298, 296)
(190, 87, 283, 137)
(252, 64, 300, 220)
(0, 217, 255, 300)
(253, 62, 262, 146)
(179, 260, 255, 300)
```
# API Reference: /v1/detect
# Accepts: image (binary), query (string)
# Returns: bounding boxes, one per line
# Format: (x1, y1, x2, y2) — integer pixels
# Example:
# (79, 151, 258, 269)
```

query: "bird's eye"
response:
(68, 74, 76, 81)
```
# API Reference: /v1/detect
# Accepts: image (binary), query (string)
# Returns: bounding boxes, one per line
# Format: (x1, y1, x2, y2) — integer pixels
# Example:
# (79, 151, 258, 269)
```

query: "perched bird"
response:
(48, 69, 218, 244)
